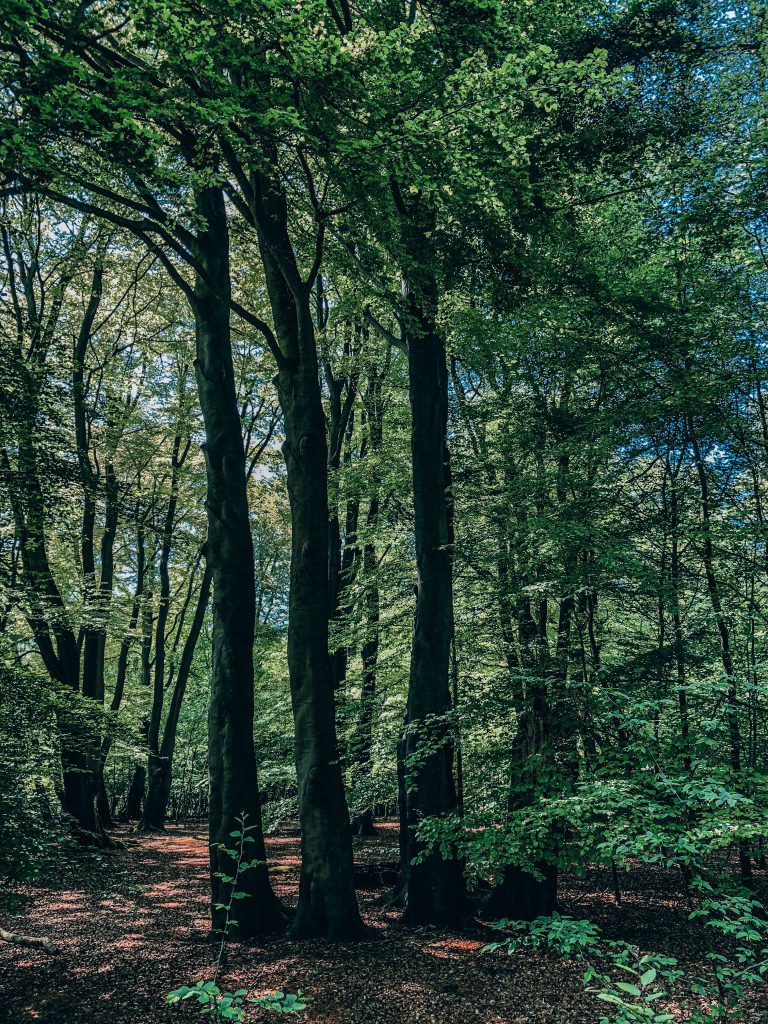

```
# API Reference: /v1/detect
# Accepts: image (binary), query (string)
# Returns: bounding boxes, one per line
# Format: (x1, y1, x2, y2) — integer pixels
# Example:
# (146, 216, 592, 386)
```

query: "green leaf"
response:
(615, 982, 642, 996)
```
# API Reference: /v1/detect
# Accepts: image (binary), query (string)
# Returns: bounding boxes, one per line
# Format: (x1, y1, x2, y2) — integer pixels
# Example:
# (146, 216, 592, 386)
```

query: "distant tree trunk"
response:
(324, 318, 360, 692)
(125, 775, 146, 823)
(351, 493, 380, 838)
(99, 518, 147, 824)
(453, 357, 555, 916)
(142, 557, 212, 830)
(351, 366, 385, 837)
(688, 419, 752, 886)
(487, 590, 558, 921)
(192, 184, 281, 938)
(139, 431, 189, 833)
(72, 248, 107, 710)
(71, 243, 129, 835)
(667, 455, 691, 769)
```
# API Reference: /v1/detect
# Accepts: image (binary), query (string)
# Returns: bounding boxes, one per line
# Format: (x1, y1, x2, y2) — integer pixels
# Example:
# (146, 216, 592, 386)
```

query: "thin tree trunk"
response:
(98, 518, 146, 822)
(688, 419, 752, 885)
(350, 366, 385, 836)
(142, 557, 213, 829)
(351, 492, 380, 837)
(668, 458, 691, 769)
(140, 430, 189, 832)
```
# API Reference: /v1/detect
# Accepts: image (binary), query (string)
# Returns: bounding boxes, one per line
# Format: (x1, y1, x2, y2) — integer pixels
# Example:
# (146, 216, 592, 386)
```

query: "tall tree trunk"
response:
(399, 210, 465, 923)
(324, 322, 359, 691)
(350, 365, 386, 836)
(98, 518, 146, 824)
(72, 251, 105, 708)
(193, 185, 280, 938)
(667, 457, 691, 769)
(487, 591, 557, 921)
(276, 325, 364, 939)
(239, 161, 363, 939)
(351, 491, 380, 837)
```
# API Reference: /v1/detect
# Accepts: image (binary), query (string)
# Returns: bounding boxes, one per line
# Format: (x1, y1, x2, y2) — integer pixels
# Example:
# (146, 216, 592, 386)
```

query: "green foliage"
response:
(0, 665, 72, 909)
(2, 4, 768, 1017)
(484, 890, 768, 1024)
(483, 912, 602, 959)
(250, 993, 310, 1016)
(167, 983, 309, 1021)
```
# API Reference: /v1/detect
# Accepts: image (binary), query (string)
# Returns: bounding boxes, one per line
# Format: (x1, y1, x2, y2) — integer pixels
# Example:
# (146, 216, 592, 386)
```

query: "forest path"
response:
(0, 825, 763, 1024)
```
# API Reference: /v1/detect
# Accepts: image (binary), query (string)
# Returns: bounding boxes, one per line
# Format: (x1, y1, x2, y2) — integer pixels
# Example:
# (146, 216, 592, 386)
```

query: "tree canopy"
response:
(2, 1, 768, 1022)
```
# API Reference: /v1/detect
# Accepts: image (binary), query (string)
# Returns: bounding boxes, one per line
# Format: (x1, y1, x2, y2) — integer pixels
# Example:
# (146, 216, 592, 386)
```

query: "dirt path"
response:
(0, 825, 765, 1024)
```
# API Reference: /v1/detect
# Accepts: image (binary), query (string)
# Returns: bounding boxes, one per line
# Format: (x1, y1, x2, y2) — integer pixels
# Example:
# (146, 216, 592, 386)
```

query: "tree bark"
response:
(399, 204, 466, 925)
(192, 185, 281, 938)
(139, 430, 189, 832)
(239, 163, 363, 939)
(276, 331, 364, 939)
(351, 492, 380, 837)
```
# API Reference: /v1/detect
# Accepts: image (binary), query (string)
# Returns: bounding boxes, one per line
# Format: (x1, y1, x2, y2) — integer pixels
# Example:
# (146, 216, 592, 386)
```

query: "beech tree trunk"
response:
(350, 367, 385, 836)
(99, 519, 147, 824)
(400, 222, 465, 924)
(239, 162, 363, 939)
(351, 493, 380, 838)
(192, 185, 281, 938)
(277, 333, 364, 939)
(139, 431, 189, 833)
(324, 323, 359, 692)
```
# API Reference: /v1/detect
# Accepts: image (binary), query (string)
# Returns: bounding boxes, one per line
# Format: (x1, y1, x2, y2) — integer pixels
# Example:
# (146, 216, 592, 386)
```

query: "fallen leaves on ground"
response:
(0, 823, 766, 1023)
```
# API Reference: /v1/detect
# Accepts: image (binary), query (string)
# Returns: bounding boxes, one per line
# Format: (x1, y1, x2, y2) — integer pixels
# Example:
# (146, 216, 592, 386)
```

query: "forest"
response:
(0, 1, 767, 1022)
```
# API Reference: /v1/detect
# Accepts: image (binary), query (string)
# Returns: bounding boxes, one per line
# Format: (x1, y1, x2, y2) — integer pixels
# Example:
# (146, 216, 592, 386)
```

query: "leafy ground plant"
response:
(167, 983, 309, 1021)
(483, 890, 768, 1024)
(167, 814, 309, 1022)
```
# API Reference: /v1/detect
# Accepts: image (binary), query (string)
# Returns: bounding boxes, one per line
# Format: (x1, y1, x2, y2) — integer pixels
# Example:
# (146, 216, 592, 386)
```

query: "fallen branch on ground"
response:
(0, 927, 58, 954)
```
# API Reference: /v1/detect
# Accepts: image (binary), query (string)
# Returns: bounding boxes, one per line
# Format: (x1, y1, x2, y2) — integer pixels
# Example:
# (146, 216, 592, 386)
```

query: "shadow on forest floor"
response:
(1, 823, 766, 1023)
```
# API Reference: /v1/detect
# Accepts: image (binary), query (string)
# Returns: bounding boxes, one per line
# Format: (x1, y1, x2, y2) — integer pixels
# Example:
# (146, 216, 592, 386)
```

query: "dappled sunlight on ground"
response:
(1, 824, 766, 1023)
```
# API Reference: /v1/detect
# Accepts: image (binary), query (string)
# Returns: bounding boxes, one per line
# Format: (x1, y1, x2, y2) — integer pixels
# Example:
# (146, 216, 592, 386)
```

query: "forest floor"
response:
(1, 823, 767, 1024)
